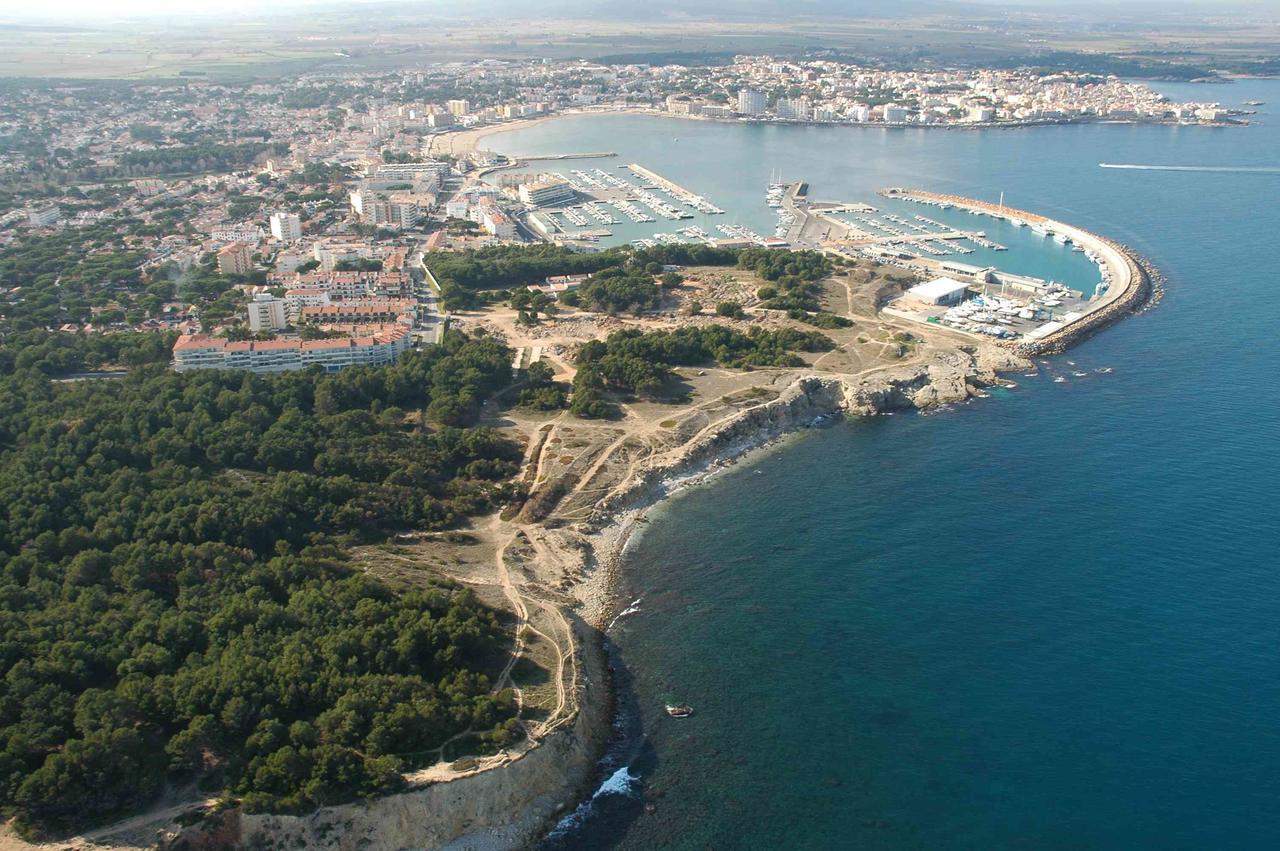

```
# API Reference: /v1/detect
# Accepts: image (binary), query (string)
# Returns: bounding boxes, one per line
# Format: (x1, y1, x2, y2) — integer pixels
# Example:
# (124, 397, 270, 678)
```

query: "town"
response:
(0, 55, 1228, 373)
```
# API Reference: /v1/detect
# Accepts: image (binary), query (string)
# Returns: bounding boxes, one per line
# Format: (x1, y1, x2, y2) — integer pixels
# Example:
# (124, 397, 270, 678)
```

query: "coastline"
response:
(431, 107, 1243, 157)
(43, 129, 1167, 851)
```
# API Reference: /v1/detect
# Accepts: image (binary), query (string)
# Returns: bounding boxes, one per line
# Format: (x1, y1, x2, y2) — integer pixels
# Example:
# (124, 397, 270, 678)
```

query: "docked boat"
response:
(665, 704, 694, 718)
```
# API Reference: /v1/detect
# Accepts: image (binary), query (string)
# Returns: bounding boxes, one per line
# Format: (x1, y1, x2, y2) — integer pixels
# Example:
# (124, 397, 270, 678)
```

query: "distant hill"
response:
(362, 0, 975, 22)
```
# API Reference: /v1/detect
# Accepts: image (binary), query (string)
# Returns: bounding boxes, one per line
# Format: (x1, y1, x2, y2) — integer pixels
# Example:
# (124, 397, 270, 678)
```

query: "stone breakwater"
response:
(882, 189, 1160, 355)
(1016, 250, 1159, 356)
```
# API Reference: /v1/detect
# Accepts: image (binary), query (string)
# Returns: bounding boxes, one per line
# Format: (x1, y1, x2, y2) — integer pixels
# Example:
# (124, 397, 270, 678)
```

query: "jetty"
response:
(880, 188, 1155, 353)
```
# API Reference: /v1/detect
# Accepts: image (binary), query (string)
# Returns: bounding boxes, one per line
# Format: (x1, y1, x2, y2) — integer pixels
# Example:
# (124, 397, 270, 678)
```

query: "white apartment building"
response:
(210, 224, 262, 244)
(247, 294, 289, 332)
(883, 104, 910, 123)
(518, 178, 576, 207)
(479, 202, 516, 239)
(737, 89, 768, 116)
(172, 326, 412, 374)
(371, 161, 451, 183)
(26, 205, 62, 227)
(269, 211, 303, 242)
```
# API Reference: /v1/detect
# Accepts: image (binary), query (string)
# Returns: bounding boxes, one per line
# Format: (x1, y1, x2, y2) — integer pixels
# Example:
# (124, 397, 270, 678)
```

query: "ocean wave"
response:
(544, 766, 640, 839)
(607, 597, 643, 631)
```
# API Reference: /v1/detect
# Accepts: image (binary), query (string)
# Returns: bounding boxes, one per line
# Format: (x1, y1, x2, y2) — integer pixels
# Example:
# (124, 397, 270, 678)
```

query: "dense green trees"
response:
(570, 325, 834, 416)
(563, 267, 660, 314)
(428, 243, 749, 312)
(738, 248, 833, 313)
(0, 331, 523, 837)
(0, 223, 147, 330)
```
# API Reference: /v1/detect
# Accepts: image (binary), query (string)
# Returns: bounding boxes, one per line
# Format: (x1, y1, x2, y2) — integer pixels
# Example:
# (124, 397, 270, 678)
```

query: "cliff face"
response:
(164, 620, 610, 851)
(593, 345, 1024, 526)
(163, 347, 1023, 851)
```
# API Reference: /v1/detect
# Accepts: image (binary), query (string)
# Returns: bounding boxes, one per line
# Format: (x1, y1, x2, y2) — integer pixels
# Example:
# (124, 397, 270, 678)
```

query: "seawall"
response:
(881, 189, 1160, 355)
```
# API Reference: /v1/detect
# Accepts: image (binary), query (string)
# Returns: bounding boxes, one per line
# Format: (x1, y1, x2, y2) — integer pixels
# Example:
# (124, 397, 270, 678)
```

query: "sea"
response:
(485, 79, 1280, 850)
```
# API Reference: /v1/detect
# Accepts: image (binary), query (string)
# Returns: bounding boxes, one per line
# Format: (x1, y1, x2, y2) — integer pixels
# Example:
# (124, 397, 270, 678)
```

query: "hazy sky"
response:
(0, 0, 1269, 22)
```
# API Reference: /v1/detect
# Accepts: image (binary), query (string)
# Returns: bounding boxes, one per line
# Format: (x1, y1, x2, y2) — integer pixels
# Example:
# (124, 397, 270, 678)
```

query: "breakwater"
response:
(881, 188, 1159, 355)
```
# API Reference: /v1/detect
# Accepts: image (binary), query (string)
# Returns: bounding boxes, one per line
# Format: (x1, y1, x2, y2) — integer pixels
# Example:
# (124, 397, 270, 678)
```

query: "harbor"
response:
(875, 189, 1150, 352)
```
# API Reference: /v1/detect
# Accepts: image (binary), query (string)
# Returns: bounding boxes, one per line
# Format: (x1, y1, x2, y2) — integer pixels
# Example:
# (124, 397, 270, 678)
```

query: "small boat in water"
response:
(1053, 376, 1067, 383)
(665, 704, 694, 718)
(1096, 367, 1114, 374)
(1073, 371, 1089, 377)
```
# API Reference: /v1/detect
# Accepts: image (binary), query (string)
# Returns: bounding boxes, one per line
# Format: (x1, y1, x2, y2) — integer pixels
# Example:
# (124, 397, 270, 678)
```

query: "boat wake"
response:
(607, 597, 643, 631)
(1099, 163, 1280, 174)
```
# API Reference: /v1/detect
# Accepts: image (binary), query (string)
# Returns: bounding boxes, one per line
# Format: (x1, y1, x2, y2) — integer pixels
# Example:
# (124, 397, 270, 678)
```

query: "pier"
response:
(625, 164, 725, 215)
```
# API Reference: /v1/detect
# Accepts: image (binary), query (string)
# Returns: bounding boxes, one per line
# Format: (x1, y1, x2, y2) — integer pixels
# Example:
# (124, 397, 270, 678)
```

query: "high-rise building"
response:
(774, 97, 811, 121)
(216, 242, 254, 276)
(26, 205, 62, 227)
(446, 99, 471, 117)
(246, 294, 288, 332)
(737, 89, 767, 116)
(269, 211, 302, 242)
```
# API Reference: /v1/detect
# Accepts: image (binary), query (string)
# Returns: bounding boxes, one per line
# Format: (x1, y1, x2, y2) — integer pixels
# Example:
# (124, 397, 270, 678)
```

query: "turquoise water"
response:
(492, 81, 1280, 849)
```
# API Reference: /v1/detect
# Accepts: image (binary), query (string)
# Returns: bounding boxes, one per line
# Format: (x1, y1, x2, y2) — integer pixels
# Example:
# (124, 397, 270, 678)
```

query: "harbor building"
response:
(907, 277, 971, 306)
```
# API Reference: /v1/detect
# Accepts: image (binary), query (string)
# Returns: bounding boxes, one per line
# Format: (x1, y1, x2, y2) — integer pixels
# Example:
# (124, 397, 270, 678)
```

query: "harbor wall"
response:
(881, 189, 1158, 354)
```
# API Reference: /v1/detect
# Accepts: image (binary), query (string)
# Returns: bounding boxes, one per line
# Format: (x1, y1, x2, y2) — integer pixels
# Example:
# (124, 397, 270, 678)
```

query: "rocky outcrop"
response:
(591, 346, 1025, 528)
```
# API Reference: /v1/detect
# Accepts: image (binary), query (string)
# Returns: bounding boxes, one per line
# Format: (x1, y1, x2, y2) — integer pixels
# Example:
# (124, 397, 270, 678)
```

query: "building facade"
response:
(172, 326, 412, 374)
(216, 242, 254, 276)
(737, 89, 768, 116)
(247, 294, 288, 332)
(269, 211, 303, 242)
